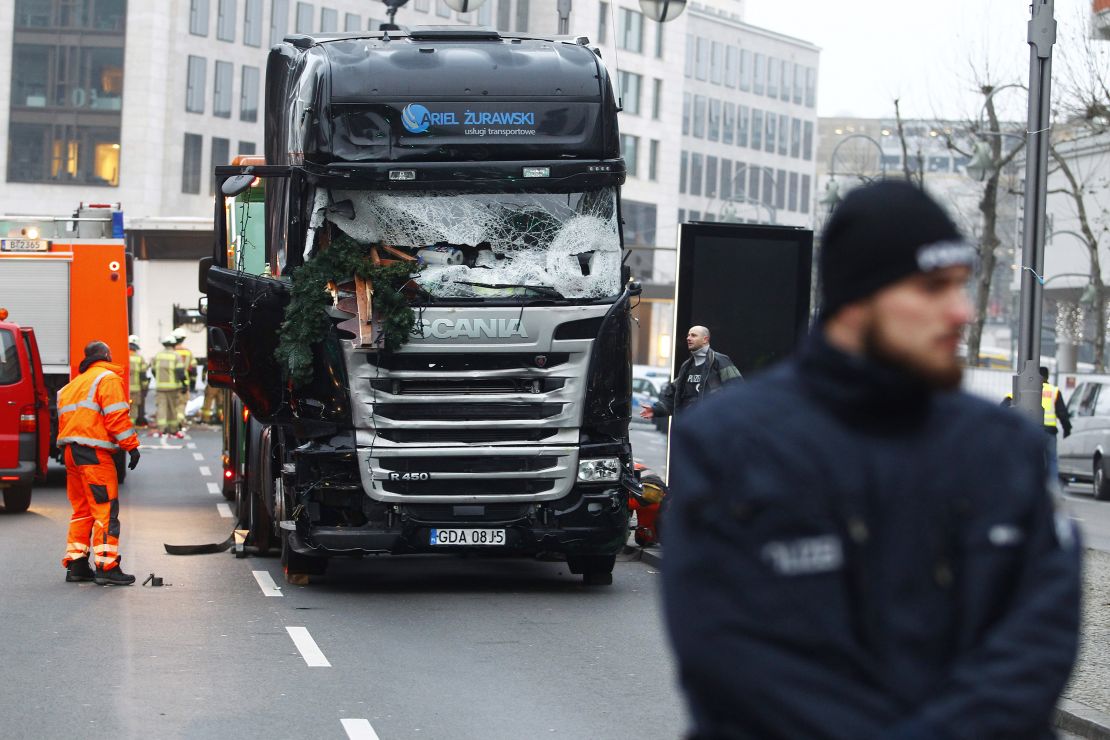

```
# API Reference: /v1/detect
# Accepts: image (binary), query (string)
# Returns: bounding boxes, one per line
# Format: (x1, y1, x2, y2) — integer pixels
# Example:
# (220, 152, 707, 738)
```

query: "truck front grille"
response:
(380, 479, 557, 496)
(367, 353, 570, 372)
(368, 378, 566, 395)
(373, 402, 563, 421)
(400, 504, 533, 523)
(379, 456, 558, 473)
(373, 428, 559, 444)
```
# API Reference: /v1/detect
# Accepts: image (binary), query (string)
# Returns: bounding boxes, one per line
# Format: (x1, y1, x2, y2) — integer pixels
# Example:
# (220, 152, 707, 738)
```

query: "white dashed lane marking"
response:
(252, 570, 283, 597)
(186, 442, 197, 450)
(207, 482, 221, 495)
(217, 503, 233, 518)
(193, 452, 204, 461)
(286, 626, 330, 667)
(341, 719, 381, 740)
(199, 466, 212, 477)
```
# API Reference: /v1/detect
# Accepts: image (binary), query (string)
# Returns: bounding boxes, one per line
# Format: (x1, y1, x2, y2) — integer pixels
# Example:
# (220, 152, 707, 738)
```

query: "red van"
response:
(0, 317, 50, 512)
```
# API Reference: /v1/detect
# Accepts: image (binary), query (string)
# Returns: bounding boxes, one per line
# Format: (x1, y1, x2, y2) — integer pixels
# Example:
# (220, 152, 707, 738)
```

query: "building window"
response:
(748, 164, 759, 203)
(213, 61, 233, 118)
(622, 200, 657, 247)
(737, 105, 749, 147)
(477, 2, 493, 25)
(599, 3, 608, 43)
(734, 162, 746, 201)
(217, 0, 237, 41)
(7, 123, 121, 186)
(689, 210, 700, 222)
(707, 99, 721, 142)
(764, 113, 775, 153)
(12, 44, 125, 111)
(766, 56, 778, 98)
(801, 174, 811, 213)
(648, 139, 659, 181)
(496, 0, 510, 30)
(684, 33, 694, 78)
(414, 0, 429, 11)
(270, 0, 289, 45)
(682, 92, 691, 135)
(238, 141, 257, 155)
(763, 169, 773, 207)
(705, 155, 717, 198)
(805, 67, 817, 107)
(182, 133, 203, 194)
(753, 53, 765, 94)
(693, 95, 706, 138)
(240, 65, 260, 122)
(679, 150, 688, 194)
(739, 49, 750, 91)
(619, 71, 642, 115)
(778, 114, 789, 155)
(790, 118, 801, 158)
(690, 153, 703, 196)
(751, 109, 762, 149)
(678, 208, 685, 224)
(695, 37, 708, 80)
(725, 46, 737, 88)
(722, 103, 735, 145)
(320, 7, 337, 31)
(186, 55, 206, 113)
(709, 41, 722, 85)
(788, 171, 799, 212)
(621, 134, 639, 177)
(210, 137, 230, 194)
(435, 0, 450, 15)
(652, 78, 663, 120)
(794, 65, 804, 104)
(344, 12, 360, 30)
(244, 0, 263, 45)
(803, 120, 814, 160)
(775, 169, 786, 210)
(654, 20, 664, 58)
(191, 0, 210, 35)
(781, 60, 791, 102)
(720, 158, 732, 201)
(618, 8, 643, 53)
(515, 0, 529, 31)
(296, 2, 312, 32)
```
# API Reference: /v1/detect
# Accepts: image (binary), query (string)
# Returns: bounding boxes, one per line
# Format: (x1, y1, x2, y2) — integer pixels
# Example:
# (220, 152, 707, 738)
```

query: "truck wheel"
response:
(241, 419, 273, 554)
(281, 531, 328, 581)
(1095, 457, 1110, 501)
(568, 554, 616, 586)
(2, 486, 31, 513)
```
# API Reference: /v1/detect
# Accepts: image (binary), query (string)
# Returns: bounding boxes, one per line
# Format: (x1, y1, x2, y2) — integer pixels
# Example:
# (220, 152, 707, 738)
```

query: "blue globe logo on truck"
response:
(401, 103, 431, 133)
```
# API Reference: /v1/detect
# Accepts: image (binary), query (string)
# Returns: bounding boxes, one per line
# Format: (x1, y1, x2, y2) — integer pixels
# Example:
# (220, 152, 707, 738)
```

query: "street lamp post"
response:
(1014, 0, 1057, 426)
(820, 133, 889, 211)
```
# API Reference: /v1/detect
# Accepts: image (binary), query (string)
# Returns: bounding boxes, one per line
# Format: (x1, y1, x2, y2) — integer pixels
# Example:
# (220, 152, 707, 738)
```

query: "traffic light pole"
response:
(1014, 0, 1057, 425)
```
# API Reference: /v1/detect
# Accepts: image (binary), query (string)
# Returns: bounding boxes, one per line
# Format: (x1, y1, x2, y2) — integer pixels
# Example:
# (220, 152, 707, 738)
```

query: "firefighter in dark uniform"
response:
(663, 180, 1080, 739)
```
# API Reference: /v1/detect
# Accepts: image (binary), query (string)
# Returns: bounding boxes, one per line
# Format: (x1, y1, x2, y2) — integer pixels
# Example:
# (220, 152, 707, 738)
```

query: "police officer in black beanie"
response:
(663, 179, 1080, 739)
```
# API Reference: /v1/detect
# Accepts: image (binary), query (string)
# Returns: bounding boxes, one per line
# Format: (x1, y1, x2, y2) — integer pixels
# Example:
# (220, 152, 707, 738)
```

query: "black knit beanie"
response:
(820, 180, 974, 317)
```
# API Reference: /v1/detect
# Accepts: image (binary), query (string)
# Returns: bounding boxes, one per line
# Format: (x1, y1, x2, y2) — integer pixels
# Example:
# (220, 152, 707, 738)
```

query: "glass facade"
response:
(8, 0, 126, 186)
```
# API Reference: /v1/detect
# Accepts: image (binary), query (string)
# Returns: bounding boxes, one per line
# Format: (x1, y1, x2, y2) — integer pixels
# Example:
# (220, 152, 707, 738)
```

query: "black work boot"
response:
(94, 564, 136, 586)
(65, 558, 95, 583)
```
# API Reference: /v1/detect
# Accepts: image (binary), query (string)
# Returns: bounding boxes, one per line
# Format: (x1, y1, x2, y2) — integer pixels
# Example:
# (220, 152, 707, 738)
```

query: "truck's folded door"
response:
(206, 267, 290, 423)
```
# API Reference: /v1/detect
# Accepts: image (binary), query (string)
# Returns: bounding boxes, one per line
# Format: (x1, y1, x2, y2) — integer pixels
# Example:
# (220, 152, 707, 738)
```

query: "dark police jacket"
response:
(652, 348, 742, 418)
(664, 333, 1080, 740)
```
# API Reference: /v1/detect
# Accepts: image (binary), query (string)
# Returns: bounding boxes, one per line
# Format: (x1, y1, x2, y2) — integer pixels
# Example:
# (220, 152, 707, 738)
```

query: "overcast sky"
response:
(744, 0, 1094, 121)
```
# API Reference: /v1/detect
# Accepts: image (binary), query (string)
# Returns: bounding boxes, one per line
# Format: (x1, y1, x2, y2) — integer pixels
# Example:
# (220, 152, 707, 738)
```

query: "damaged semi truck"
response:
(203, 27, 638, 584)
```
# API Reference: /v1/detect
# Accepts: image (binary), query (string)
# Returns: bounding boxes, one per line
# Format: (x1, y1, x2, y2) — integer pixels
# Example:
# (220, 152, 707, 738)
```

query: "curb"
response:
(622, 544, 663, 569)
(1056, 699, 1110, 739)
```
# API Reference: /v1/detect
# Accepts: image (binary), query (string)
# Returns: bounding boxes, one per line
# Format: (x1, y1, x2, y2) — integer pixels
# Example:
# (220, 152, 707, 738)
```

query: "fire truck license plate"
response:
(430, 528, 506, 546)
(0, 238, 49, 252)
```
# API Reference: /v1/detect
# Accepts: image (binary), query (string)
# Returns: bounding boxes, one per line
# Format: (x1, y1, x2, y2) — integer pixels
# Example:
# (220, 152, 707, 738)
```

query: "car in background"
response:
(0, 315, 50, 512)
(632, 365, 671, 433)
(1058, 376, 1110, 500)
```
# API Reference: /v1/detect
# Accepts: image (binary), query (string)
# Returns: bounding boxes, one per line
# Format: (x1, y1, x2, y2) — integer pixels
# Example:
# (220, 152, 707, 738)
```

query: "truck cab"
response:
(0, 315, 51, 511)
(205, 28, 635, 583)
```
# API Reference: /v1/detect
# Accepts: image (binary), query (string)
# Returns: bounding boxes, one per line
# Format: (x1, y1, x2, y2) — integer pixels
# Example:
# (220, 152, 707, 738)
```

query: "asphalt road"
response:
(630, 422, 668, 480)
(0, 427, 686, 740)
(1061, 481, 1110, 552)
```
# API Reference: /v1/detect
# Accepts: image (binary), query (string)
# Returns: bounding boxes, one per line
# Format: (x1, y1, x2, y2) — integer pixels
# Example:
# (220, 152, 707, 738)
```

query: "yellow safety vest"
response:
(1041, 383, 1059, 428)
(154, 350, 182, 391)
(129, 351, 143, 390)
(175, 347, 194, 374)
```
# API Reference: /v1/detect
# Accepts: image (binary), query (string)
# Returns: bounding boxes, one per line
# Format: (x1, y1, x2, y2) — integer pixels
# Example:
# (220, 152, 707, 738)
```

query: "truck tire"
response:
(281, 531, 328, 580)
(1095, 457, 1110, 501)
(2, 486, 31, 513)
(242, 419, 274, 554)
(567, 554, 616, 585)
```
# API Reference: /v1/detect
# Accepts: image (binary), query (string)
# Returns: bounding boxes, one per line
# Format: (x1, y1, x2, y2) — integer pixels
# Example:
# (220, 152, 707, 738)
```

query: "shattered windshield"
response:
(320, 188, 622, 301)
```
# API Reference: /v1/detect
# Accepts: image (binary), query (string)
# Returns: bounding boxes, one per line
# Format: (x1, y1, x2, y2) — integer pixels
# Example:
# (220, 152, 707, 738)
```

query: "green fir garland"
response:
(274, 233, 420, 386)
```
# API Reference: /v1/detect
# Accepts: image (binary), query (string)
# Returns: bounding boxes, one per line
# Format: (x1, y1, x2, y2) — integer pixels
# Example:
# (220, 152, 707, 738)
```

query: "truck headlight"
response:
(578, 457, 620, 483)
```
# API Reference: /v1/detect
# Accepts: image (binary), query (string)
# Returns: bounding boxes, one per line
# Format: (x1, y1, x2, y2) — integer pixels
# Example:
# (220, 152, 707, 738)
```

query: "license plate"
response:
(0, 238, 49, 252)
(430, 528, 506, 546)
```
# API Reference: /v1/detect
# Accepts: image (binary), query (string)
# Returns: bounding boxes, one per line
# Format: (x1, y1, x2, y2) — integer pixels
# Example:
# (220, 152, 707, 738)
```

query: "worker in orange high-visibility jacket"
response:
(57, 341, 141, 586)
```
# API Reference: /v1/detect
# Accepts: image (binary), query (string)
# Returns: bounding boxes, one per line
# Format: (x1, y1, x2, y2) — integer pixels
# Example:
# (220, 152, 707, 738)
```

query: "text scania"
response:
(463, 111, 536, 126)
(419, 318, 529, 339)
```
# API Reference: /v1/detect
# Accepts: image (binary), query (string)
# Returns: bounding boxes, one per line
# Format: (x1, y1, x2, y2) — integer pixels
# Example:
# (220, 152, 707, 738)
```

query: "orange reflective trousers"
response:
(62, 445, 122, 571)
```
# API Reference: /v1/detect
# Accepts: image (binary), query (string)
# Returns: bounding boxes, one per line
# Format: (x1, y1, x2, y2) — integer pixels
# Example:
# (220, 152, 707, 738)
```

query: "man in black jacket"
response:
(640, 326, 741, 421)
(664, 180, 1080, 740)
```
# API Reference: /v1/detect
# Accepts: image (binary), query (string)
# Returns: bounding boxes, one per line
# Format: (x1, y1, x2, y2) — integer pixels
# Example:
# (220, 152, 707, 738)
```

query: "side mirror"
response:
(198, 256, 213, 294)
(221, 174, 256, 197)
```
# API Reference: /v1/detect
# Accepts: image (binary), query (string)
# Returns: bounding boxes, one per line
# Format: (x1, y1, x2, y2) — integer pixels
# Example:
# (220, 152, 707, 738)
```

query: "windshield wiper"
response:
(455, 281, 566, 299)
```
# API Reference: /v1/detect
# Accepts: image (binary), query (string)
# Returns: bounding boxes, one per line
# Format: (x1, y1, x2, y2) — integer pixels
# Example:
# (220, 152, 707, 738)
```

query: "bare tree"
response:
(893, 99, 924, 187)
